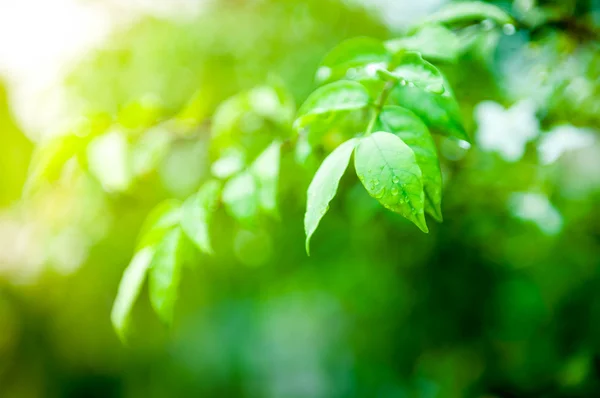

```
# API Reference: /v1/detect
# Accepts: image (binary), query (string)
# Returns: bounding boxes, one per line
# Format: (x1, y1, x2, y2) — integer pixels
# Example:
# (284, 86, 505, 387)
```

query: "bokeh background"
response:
(1, 0, 600, 396)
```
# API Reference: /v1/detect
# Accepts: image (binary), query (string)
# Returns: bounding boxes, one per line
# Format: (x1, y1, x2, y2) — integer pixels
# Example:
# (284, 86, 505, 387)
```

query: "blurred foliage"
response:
(1, 0, 600, 397)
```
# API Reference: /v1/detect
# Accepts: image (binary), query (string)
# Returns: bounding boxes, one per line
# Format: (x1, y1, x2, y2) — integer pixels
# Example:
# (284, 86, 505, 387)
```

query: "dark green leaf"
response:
(421, 1, 513, 27)
(385, 24, 461, 63)
(149, 227, 185, 325)
(387, 78, 469, 142)
(305, 138, 357, 254)
(250, 141, 281, 216)
(316, 37, 390, 84)
(180, 180, 222, 254)
(378, 106, 443, 222)
(222, 171, 259, 225)
(111, 248, 155, 341)
(354, 132, 427, 232)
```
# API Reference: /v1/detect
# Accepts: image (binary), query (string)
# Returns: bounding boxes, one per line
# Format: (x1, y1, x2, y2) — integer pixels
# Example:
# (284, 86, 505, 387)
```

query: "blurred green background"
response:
(1, 0, 600, 397)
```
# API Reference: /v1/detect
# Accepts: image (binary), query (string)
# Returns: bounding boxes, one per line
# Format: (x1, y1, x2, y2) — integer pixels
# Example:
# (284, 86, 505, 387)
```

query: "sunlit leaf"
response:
(24, 134, 87, 195)
(137, 199, 182, 250)
(111, 247, 155, 341)
(222, 171, 259, 225)
(422, 1, 513, 27)
(294, 81, 370, 145)
(212, 84, 294, 156)
(377, 106, 443, 221)
(149, 227, 185, 325)
(304, 138, 357, 254)
(180, 180, 222, 254)
(316, 37, 391, 84)
(250, 141, 281, 216)
(385, 24, 461, 63)
(118, 95, 164, 130)
(354, 132, 427, 232)
(389, 51, 445, 94)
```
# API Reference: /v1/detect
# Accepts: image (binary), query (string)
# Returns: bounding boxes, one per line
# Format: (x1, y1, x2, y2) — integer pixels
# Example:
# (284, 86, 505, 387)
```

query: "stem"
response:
(365, 81, 395, 135)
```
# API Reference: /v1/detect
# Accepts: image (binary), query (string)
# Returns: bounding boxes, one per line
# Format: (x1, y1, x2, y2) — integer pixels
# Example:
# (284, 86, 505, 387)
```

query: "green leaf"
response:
(304, 138, 357, 254)
(388, 78, 469, 142)
(212, 84, 294, 160)
(294, 81, 370, 145)
(180, 180, 222, 254)
(389, 51, 445, 94)
(149, 227, 185, 325)
(354, 132, 428, 233)
(24, 134, 87, 195)
(222, 171, 259, 225)
(250, 141, 281, 216)
(316, 37, 391, 84)
(385, 24, 461, 64)
(137, 199, 181, 250)
(422, 1, 513, 27)
(377, 106, 443, 222)
(111, 247, 155, 341)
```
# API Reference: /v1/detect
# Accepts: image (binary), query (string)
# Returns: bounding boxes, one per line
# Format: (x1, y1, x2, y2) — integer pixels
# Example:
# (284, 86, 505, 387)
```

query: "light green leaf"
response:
(378, 106, 443, 222)
(24, 134, 87, 196)
(388, 78, 469, 142)
(294, 81, 370, 145)
(212, 84, 294, 160)
(111, 247, 155, 341)
(389, 52, 445, 94)
(316, 37, 391, 84)
(385, 24, 461, 63)
(180, 180, 222, 254)
(149, 227, 185, 325)
(354, 132, 428, 232)
(422, 1, 513, 27)
(222, 171, 259, 225)
(137, 199, 181, 250)
(250, 141, 281, 216)
(305, 138, 357, 254)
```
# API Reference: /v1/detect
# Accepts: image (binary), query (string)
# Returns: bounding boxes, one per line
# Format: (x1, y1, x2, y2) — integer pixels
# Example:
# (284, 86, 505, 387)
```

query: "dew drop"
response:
(502, 23, 516, 35)
(392, 177, 399, 184)
(481, 19, 495, 31)
(400, 79, 407, 86)
(391, 187, 399, 196)
(374, 187, 385, 199)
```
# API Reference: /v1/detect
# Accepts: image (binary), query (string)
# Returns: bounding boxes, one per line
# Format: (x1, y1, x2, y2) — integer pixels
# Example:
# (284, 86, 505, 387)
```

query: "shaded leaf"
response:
(305, 138, 357, 254)
(388, 78, 469, 142)
(378, 106, 443, 221)
(180, 180, 222, 254)
(354, 132, 427, 232)
(149, 227, 185, 325)
(111, 248, 155, 341)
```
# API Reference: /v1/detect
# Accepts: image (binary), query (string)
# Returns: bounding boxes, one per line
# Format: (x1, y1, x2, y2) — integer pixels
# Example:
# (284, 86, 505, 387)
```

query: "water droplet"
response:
(374, 187, 385, 199)
(392, 177, 399, 184)
(373, 180, 380, 186)
(400, 79, 407, 86)
(502, 23, 516, 35)
(316, 66, 332, 82)
(407, 82, 415, 88)
(391, 187, 399, 196)
(481, 19, 495, 31)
